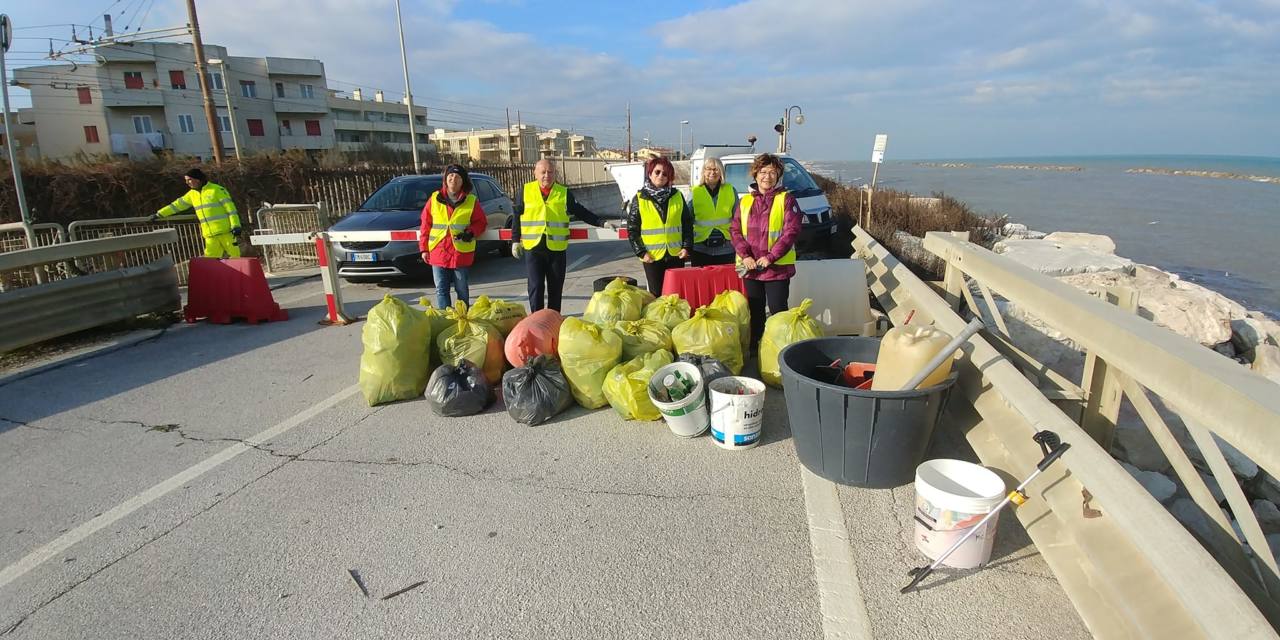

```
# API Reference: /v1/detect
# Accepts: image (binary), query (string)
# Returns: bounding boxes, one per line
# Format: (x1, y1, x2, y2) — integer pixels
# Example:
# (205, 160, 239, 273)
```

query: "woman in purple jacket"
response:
(729, 153, 803, 352)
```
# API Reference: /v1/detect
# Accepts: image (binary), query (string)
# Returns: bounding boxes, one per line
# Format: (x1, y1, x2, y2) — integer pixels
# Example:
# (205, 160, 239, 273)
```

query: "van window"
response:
(723, 158, 821, 197)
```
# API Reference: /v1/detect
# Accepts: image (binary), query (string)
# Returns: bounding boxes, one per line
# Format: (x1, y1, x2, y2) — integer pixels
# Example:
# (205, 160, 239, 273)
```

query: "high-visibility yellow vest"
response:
(156, 182, 239, 239)
(636, 191, 684, 260)
(426, 192, 477, 253)
(737, 190, 796, 266)
(520, 182, 570, 251)
(690, 182, 736, 243)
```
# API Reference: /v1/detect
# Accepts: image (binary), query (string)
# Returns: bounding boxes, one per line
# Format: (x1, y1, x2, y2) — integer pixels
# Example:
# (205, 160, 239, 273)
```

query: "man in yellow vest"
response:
(151, 168, 242, 258)
(510, 159, 608, 312)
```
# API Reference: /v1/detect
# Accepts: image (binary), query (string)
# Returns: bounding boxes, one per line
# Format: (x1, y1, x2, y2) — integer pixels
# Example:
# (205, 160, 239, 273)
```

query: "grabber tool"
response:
(900, 430, 1071, 594)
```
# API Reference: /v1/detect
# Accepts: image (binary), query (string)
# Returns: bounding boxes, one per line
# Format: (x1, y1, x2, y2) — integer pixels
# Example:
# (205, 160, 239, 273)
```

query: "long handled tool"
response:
(901, 430, 1071, 594)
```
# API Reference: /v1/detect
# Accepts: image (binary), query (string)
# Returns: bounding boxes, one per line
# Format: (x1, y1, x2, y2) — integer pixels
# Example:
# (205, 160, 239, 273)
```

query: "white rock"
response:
(1231, 317, 1280, 353)
(1002, 222, 1028, 235)
(1252, 500, 1280, 535)
(1043, 231, 1117, 254)
(1121, 462, 1178, 504)
(992, 239, 1133, 276)
(1113, 425, 1170, 473)
(1252, 344, 1280, 386)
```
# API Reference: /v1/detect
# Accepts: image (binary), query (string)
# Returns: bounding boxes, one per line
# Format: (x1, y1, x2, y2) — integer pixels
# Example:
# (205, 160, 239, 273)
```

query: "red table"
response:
(184, 257, 288, 324)
(661, 264, 744, 310)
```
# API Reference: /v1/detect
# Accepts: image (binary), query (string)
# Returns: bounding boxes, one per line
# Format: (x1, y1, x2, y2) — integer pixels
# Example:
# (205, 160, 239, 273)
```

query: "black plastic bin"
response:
(593, 276, 638, 292)
(779, 336, 957, 488)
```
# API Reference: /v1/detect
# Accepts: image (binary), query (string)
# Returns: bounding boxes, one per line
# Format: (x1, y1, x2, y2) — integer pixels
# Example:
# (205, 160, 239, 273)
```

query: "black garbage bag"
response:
(425, 359, 494, 417)
(677, 352, 732, 387)
(502, 355, 574, 426)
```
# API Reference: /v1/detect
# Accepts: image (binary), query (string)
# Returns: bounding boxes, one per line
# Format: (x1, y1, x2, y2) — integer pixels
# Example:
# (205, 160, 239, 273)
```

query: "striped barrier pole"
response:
(313, 232, 355, 326)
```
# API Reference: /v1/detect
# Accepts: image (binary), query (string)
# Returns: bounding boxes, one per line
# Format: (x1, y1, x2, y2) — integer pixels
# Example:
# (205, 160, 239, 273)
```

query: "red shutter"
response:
(84, 126, 100, 143)
(169, 70, 186, 89)
(77, 87, 92, 104)
(305, 120, 322, 136)
(247, 119, 265, 137)
(124, 73, 143, 89)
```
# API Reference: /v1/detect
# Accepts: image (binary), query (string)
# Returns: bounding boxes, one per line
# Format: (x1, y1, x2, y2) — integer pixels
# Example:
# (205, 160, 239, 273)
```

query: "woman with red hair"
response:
(625, 156, 692, 296)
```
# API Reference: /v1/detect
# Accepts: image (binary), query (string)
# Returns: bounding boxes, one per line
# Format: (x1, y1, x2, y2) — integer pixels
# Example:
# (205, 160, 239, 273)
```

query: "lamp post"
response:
(679, 120, 689, 159)
(776, 105, 804, 153)
(394, 0, 421, 172)
(207, 58, 242, 161)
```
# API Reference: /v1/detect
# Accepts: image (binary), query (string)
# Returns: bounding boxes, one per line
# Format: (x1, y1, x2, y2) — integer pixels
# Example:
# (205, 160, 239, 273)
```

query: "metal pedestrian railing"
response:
(253, 202, 331, 274)
(0, 222, 67, 290)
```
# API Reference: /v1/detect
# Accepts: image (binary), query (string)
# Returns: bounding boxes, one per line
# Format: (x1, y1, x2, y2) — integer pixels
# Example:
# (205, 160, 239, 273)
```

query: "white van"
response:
(606, 146, 837, 252)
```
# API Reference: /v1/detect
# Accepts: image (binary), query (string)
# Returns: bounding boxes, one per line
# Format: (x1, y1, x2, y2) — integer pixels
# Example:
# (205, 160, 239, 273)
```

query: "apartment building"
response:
(537, 129, 598, 158)
(13, 41, 335, 160)
(328, 89, 430, 154)
(0, 111, 40, 162)
(433, 125, 540, 163)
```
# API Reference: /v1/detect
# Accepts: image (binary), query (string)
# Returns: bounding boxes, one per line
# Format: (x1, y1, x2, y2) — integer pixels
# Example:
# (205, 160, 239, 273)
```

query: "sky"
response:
(3, 0, 1278, 160)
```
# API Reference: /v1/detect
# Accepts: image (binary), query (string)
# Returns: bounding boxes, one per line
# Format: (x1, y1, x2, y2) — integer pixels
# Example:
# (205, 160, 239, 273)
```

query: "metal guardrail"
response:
(853, 226, 1279, 639)
(0, 231, 181, 353)
(67, 216, 205, 286)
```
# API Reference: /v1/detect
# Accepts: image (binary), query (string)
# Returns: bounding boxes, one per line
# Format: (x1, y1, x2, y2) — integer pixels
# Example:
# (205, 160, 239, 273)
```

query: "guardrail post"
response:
(1079, 285, 1138, 450)
(940, 230, 967, 311)
(314, 231, 355, 326)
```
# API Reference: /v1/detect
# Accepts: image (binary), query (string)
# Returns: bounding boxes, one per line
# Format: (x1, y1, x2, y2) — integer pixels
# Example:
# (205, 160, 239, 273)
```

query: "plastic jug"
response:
(871, 325, 954, 390)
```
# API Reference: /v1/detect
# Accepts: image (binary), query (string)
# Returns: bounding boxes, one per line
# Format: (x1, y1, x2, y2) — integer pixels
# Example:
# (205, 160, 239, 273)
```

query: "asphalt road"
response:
(0, 242, 1088, 639)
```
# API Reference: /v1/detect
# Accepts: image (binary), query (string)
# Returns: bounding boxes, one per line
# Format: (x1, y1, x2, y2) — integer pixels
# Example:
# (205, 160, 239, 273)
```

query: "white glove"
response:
(604, 220, 623, 230)
(511, 244, 524, 259)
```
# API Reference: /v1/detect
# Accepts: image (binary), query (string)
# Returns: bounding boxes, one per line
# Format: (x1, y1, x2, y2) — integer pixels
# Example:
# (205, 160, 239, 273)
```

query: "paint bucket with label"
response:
(913, 459, 1006, 568)
(709, 376, 766, 450)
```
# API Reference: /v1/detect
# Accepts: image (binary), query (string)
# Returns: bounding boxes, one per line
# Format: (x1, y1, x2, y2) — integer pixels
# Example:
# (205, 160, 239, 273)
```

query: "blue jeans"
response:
(432, 266, 470, 309)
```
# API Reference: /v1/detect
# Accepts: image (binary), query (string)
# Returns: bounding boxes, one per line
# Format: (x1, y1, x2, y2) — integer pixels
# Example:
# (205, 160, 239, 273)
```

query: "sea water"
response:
(811, 155, 1280, 317)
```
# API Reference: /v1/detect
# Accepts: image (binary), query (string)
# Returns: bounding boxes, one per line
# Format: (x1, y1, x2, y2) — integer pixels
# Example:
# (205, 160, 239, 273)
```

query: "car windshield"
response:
(357, 177, 443, 211)
(723, 158, 822, 197)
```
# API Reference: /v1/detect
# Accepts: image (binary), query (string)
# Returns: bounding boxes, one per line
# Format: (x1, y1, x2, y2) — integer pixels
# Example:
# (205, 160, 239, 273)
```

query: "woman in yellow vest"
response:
(151, 168, 242, 258)
(729, 154, 803, 351)
(689, 157, 738, 266)
(625, 156, 692, 296)
(418, 164, 488, 309)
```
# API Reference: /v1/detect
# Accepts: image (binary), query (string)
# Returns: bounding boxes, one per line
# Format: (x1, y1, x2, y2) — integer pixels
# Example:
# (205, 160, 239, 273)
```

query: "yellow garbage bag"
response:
(760, 298, 825, 387)
(642, 294, 691, 331)
(557, 316, 623, 409)
(419, 299, 456, 368)
(603, 350, 674, 421)
(612, 319, 674, 361)
(584, 277, 646, 325)
(671, 307, 744, 375)
(437, 301, 506, 385)
(358, 295, 433, 406)
(708, 289, 752, 353)
(469, 295, 527, 337)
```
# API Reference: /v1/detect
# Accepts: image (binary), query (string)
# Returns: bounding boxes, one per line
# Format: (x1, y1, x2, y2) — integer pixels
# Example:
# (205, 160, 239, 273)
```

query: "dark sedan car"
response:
(328, 173, 514, 281)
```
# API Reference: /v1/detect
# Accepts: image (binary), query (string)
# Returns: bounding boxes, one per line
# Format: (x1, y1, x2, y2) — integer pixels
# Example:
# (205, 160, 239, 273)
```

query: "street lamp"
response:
(206, 58, 243, 161)
(775, 105, 804, 153)
(679, 120, 689, 159)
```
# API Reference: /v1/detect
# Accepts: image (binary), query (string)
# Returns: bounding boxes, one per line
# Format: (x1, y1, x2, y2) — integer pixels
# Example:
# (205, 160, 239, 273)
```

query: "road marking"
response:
(567, 254, 592, 272)
(800, 465, 875, 640)
(0, 384, 361, 591)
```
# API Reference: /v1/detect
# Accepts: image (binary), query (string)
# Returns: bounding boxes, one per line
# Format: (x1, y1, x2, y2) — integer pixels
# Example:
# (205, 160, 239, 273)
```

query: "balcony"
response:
(100, 88, 165, 108)
(279, 134, 333, 150)
(264, 57, 324, 78)
(273, 97, 328, 114)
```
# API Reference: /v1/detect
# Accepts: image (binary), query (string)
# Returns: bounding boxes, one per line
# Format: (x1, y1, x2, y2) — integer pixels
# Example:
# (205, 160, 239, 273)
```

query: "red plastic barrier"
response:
(184, 257, 289, 324)
(660, 264, 745, 310)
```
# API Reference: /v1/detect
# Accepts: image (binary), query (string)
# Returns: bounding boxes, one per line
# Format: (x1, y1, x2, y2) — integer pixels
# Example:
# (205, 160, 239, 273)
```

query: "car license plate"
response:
(352, 252, 378, 262)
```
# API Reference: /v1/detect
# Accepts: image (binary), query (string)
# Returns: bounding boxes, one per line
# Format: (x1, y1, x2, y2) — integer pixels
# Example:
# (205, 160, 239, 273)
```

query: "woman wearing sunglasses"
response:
(626, 156, 692, 296)
(730, 153, 802, 352)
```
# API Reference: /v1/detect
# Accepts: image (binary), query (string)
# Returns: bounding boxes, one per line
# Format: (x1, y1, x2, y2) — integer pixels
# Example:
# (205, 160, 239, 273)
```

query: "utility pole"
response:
(626, 102, 632, 161)
(506, 107, 513, 163)
(0, 14, 37, 252)
(394, 0, 421, 173)
(186, 0, 225, 163)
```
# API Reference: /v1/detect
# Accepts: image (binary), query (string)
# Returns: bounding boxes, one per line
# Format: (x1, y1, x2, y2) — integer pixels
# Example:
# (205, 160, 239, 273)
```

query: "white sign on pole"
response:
(871, 134, 888, 164)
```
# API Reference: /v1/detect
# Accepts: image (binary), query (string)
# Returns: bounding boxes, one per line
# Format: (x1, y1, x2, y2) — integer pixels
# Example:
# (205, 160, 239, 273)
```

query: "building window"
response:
(205, 72, 223, 91)
(84, 126, 100, 143)
(178, 114, 195, 134)
(169, 70, 187, 90)
(218, 115, 232, 133)
(247, 119, 265, 137)
(300, 84, 315, 99)
(305, 120, 321, 136)
(123, 71, 144, 89)
(240, 80, 257, 98)
(77, 87, 92, 104)
(274, 82, 285, 98)
(132, 115, 154, 134)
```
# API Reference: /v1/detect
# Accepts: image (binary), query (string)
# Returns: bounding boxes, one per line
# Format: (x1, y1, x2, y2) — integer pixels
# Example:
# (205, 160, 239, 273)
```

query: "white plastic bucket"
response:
(648, 362, 709, 438)
(913, 459, 1007, 568)
(709, 376, 766, 450)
